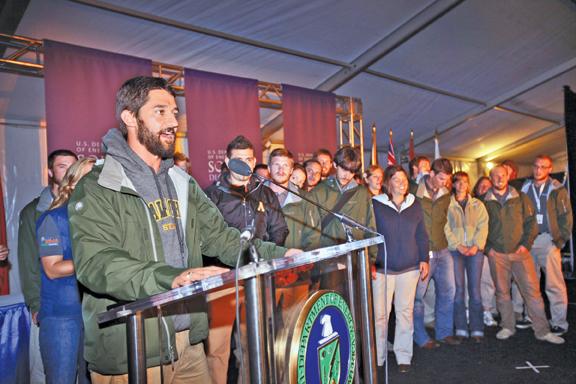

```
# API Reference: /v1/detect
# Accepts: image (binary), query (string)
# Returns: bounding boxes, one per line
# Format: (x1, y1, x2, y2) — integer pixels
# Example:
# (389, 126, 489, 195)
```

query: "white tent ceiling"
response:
(2, 0, 576, 166)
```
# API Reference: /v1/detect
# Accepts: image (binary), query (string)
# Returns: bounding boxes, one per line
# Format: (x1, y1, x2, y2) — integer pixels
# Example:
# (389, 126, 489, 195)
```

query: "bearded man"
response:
(68, 76, 297, 382)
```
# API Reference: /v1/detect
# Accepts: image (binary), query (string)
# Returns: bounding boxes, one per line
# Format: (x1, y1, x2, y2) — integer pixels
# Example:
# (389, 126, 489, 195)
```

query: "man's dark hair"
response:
(254, 163, 269, 172)
(431, 158, 453, 176)
(226, 135, 254, 158)
(303, 158, 321, 168)
(48, 149, 78, 169)
(334, 146, 361, 173)
(268, 148, 294, 164)
(116, 76, 176, 137)
(313, 148, 333, 160)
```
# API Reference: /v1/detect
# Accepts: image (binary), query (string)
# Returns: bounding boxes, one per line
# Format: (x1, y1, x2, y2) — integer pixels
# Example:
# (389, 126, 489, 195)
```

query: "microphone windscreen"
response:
(228, 158, 252, 176)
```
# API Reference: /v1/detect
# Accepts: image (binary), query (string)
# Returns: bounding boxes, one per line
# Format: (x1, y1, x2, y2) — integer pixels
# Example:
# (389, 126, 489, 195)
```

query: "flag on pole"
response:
(434, 131, 441, 159)
(0, 177, 9, 295)
(387, 128, 396, 165)
(409, 129, 415, 160)
(370, 123, 378, 166)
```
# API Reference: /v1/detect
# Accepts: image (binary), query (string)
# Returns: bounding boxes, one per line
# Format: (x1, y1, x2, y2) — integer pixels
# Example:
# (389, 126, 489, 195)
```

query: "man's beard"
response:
(137, 119, 176, 158)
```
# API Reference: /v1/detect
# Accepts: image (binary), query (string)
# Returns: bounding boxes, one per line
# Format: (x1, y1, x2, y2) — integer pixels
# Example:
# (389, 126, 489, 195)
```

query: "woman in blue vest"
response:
(372, 165, 429, 373)
(36, 158, 94, 384)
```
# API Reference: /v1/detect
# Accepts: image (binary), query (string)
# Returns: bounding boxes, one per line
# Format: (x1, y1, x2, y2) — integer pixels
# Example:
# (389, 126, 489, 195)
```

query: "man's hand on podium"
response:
(284, 248, 302, 257)
(171, 266, 230, 289)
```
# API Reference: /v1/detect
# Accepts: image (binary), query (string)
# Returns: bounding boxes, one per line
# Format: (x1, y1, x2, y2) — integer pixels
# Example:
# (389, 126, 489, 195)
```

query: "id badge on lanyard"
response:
(532, 184, 546, 225)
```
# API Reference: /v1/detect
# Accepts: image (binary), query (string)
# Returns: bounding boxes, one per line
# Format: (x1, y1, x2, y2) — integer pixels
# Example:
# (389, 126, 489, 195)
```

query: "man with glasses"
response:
(518, 155, 572, 335)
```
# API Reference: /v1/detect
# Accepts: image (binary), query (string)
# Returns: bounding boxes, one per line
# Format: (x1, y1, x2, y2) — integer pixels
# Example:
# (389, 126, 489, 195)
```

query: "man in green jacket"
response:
(518, 155, 572, 335)
(68, 76, 297, 382)
(483, 165, 563, 344)
(17, 148, 77, 382)
(410, 158, 460, 348)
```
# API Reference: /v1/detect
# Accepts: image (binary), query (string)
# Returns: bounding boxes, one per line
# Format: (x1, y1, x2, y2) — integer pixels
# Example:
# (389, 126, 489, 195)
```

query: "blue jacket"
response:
(372, 193, 429, 274)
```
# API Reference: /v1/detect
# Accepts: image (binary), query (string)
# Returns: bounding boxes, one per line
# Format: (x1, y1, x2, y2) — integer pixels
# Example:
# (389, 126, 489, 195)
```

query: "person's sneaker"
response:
(438, 336, 462, 345)
(496, 328, 515, 340)
(420, 340, 440, 349)
(536, 332, 565, 344)
(550, 326, 567, 336)
(398, 364, 411, 373)
(483, 311, 497, 327)
(515, 316, 532, 330)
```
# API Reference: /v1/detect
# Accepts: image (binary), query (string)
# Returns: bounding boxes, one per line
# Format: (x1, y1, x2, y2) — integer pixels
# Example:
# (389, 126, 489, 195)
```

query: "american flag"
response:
(387, 129, 396, 165)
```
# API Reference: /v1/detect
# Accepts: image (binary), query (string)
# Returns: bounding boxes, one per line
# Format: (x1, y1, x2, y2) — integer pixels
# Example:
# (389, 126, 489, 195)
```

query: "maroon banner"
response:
(282, 84, 336, 163)
(185, 69, 260, 188)
(44, 40, 152, 157)
(0, 177, 8, 295)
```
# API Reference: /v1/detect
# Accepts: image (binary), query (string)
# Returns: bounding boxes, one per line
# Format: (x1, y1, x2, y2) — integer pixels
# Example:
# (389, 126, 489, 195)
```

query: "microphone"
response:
(228, 158, 252, 177)
(240, 226, 254, 243)
(228, 159, 380, 238)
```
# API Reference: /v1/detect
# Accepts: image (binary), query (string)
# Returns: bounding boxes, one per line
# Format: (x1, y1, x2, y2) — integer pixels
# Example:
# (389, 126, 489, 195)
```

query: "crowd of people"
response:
(7, 75, 572, 383)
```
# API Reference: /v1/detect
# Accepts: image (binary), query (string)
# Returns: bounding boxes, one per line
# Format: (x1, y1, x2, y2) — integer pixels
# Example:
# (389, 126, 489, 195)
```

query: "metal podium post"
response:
(244, 244, 267, 384)
(358, 247, 377, 384)
(126, 312, 146, 384)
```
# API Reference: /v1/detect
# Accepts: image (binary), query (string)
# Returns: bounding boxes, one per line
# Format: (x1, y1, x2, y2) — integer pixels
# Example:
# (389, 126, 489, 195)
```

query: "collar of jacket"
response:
(415, 177, 449, 200)
(373, 193, 416, 213)
(282, 181, 302, 206)
(97, 154, 191, 233)
(521, 177, 563, 195)
(449, 194, 481, 209)
(36, 186, 54, 212)
(326, 176, 358, 193)
(484, 186, 520, 202)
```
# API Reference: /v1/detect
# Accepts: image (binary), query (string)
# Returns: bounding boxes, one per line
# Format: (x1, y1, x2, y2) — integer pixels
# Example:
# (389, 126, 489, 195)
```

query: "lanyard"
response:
(531, 181, 549, 213)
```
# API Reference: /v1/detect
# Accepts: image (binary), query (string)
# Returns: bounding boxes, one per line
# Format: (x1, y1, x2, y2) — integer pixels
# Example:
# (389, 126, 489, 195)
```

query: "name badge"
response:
(536, 214, 543, 225)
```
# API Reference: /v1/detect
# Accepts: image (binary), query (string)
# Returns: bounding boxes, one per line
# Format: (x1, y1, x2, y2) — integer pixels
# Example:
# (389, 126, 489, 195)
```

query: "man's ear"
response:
(121, 110, 138, 130)
(224, 156, 230, 167)
(47, 169, 54, 179)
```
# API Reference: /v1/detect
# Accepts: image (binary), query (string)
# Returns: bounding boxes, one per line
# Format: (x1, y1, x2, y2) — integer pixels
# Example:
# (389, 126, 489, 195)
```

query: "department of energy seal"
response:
(289, 290, 356, 384)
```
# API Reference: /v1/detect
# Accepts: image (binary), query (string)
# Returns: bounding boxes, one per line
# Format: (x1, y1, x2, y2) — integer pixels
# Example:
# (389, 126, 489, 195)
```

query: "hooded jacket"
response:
(521, 177, 573, 249)
(444, 195, 489, 251)
(68, 129, 286, 374)
(372, 193, 429, 273)
(482, 187, 538, 254)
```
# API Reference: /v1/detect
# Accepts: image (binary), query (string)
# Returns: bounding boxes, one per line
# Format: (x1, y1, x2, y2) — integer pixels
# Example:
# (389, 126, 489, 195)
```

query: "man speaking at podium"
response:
(68, 76, 298, 383)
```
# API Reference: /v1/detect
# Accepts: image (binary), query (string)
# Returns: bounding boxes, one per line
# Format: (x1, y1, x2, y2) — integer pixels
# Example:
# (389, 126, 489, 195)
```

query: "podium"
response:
(98, 236, 384, 383)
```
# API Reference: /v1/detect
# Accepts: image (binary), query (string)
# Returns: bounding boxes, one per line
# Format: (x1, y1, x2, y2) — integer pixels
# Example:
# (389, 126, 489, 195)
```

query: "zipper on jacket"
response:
(141, 199, 174, 367)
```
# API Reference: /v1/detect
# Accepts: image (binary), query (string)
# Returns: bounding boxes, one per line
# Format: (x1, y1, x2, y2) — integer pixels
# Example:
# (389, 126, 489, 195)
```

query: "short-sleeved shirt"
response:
(36, 206, 82, 320)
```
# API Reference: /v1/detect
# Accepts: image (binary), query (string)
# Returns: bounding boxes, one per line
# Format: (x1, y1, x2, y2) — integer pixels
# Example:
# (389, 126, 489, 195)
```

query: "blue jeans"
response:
(413, 249, 455, 345)
(39, 316, 89, 384)
(452, 250, 484, 336)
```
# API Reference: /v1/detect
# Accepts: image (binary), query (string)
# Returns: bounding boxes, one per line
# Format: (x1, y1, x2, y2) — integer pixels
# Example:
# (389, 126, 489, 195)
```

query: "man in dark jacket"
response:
(410, 158, 460, 348)
(483, 165, 563, 344)
(204, 135, 287, 384)
(68, 77, 297, 381)
(17, 148, 77, 382)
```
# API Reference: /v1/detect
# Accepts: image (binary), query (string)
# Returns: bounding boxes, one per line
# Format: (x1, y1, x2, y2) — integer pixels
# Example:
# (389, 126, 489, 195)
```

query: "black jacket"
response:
(206, 173, 288, 245)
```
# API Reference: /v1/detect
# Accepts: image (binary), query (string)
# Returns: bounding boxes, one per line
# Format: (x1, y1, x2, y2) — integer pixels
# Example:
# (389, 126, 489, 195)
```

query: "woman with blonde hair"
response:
(36, 158, 94, 384)
(364, 165, 384, 196)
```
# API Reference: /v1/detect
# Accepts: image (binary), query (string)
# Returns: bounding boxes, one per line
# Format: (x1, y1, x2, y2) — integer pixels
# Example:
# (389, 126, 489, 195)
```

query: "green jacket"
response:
(68, 156, 286, 374)
(411, 178, 451, 252)
(17, 187, 53, 314)
(482, 187, 538, 254)
(304, 178, 376, 256)
(521, 178, 573, 249)
(444, 195, 489, 251)
(280, 185, 318, 250)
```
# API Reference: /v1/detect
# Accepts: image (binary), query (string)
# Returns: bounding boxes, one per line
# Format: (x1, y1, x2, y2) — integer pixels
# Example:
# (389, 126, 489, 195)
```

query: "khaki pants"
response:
(91, 331, 211, 384)
(510, 233, 569, 330)
(373, 270, 420, 366)
(488, 251, 550, 338)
